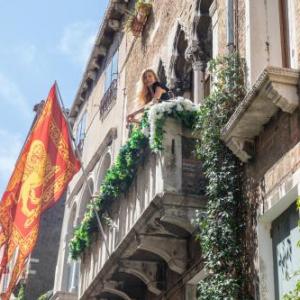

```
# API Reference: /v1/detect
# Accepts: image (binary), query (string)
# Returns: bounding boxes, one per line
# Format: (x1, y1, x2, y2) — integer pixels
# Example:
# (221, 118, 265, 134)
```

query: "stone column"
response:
(192, 60, 207, 104)
(185, 41, 208, 104)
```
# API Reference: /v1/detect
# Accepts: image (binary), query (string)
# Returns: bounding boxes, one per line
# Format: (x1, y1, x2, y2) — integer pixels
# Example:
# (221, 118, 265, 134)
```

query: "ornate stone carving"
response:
(137, 235, 187, 274)
(96, 281, 132, 300)
(185, 40, 208, 71)
(119, 260, 162, 295)
(221, 67, 300, 162)
(108, 19, 121, 31)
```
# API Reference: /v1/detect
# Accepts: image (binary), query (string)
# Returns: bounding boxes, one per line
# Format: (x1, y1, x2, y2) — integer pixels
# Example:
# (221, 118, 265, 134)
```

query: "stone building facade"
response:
(50, 0, 300, 299)
(23, 195, 66, 300)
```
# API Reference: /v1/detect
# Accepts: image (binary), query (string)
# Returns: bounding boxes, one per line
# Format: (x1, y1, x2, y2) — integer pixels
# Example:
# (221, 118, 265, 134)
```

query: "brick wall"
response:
(24, 195, 66, 300)
(247, 109, 300, 181)
(242, 108, 300, 297)
(124, 0, 195, 115)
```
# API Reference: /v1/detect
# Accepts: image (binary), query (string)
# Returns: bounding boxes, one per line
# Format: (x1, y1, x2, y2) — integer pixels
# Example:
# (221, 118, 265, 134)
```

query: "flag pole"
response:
(54, 81, 111, 258)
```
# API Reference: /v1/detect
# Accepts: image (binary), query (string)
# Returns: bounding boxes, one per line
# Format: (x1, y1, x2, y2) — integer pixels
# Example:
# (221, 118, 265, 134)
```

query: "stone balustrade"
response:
(78, 119, 206, 300)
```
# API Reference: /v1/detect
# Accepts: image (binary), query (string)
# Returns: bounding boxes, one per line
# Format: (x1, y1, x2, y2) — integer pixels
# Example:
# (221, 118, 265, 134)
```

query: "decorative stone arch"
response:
(156, 59, 167, 86)
(96, 151, 112, 191)
(77, 177, 94, 223)
(136, 235, 187, 274)
(67, 202, 77, 235)
(97, 281, 132, 300)
(167, 22, 193, 99)
(184, 0, 214, 104)
(118, 260, 162, 295)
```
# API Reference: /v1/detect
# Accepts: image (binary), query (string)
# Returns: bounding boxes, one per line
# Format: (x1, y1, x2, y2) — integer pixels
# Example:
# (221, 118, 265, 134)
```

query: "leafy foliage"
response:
(69, 126, 148, 259)
(69, 98, 196, 259)
(194, 52, 250, 299)
(16, 284, 25, 300)
(37, 290, 52, 300)
(124, 0, 152, 33)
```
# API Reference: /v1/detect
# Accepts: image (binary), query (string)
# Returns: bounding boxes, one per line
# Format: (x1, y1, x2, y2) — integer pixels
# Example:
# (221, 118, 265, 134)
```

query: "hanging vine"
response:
(69, 51, 252, 300)
(194, 52, 250, 299)
(16, 284, 25, 300)
(69, 98, 197, 259)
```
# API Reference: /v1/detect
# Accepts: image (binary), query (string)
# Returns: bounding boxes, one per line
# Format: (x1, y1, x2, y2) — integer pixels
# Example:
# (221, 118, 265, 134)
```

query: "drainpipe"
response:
(227, 0, 235, 52)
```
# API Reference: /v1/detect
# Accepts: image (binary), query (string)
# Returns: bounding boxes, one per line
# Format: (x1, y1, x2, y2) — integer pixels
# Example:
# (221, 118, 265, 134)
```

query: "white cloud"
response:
(0, 73, 32, 120)
(0, 129, 23, 194)
(58, 21, 97, 66)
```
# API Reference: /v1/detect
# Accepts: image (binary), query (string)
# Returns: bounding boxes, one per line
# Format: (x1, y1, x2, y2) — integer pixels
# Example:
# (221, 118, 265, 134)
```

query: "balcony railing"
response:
(78, 119, 207, 300)
(99, 79, 118, 120)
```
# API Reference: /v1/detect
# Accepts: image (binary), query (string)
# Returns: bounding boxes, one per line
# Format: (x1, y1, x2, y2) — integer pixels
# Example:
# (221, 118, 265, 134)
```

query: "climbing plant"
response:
(69, 98, 197, 259)
(16, 284, 25, 300)
(69, 125, 148, 259)
(194, 52, 250, 299)
(37, 290, 53, 300)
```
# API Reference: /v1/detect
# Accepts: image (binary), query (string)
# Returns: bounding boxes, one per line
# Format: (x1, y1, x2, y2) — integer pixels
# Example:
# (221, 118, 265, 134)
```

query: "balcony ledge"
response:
(221, 67, 300, 162)
(80, 192, 206, 300)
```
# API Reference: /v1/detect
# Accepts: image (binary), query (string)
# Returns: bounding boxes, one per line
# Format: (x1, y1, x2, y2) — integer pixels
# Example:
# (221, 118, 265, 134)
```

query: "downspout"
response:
(227, 0, 235, 52)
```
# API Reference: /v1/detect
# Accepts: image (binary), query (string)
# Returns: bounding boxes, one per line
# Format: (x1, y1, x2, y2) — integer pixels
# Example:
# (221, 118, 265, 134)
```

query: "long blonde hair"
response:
(136, 69, 160, 106)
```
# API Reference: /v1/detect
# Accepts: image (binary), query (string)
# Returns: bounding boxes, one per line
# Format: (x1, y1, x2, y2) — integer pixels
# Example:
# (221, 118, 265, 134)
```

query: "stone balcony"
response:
(79, 119, 207, 300)
(221, 67, 300, 162)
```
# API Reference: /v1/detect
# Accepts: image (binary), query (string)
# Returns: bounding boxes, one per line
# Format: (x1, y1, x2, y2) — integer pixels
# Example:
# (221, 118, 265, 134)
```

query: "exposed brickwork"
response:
(247, 109, 300, 181)
(182, 137, 206, 195)
(24, 195, 66, 300)
(125, 0, 195, 114)
(242, 108, 300, 297)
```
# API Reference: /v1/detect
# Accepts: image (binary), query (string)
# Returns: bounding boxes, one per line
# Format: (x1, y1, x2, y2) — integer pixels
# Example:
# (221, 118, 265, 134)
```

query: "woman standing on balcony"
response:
(127, 69, 171, 123)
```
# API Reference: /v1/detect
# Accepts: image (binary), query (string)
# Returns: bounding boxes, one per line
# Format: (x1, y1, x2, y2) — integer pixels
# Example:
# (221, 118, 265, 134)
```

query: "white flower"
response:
(147, 97, 197, 149)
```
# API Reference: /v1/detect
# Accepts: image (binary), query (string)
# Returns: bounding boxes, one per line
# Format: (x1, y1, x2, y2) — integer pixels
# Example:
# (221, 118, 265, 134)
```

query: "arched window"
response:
(78, 179, 94, 221)
(97, 153, 111, 191)
(169, 25, 193, 99)
(157, 60, 167, 86)
(66, 204, 78, 293)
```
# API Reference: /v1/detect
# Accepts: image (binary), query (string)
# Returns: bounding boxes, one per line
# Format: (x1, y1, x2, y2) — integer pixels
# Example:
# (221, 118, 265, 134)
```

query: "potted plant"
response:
(124, 0, 152, 37)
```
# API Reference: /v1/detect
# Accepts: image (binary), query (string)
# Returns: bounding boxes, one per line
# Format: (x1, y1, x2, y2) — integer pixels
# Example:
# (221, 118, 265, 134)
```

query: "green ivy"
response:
(37, 291, 52, 300)
(16, 284, 25, 300)
(69, 100, 197, 259)
(69, 52, 251, 300)
(150, 107, 197, 151)
(69, 126, 148, 259)
(194, 52, 250, 299)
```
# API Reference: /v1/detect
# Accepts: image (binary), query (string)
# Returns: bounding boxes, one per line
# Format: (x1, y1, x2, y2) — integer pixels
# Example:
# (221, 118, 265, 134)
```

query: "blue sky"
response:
(0, 0, 109, 195)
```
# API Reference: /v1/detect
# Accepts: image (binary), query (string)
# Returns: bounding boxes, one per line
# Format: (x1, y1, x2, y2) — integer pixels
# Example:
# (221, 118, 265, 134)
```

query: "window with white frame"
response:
(75, 111, 87, 153)
(279, 0, 297, 68)
(271, 202, 300, 299)
(66, 205, 79, 293)
(104, 50, 119, 92)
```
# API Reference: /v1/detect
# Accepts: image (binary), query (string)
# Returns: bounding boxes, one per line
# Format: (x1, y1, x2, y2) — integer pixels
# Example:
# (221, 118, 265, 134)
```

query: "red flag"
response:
(0, 84, 80, 299)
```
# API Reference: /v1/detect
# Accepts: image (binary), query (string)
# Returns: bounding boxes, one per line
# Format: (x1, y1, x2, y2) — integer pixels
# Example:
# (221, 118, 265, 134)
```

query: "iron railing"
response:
(100, 79, 118, 119)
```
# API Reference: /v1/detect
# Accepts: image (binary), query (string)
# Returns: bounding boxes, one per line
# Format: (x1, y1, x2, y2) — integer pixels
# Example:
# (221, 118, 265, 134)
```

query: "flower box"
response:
(125, 1, 152, 37)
